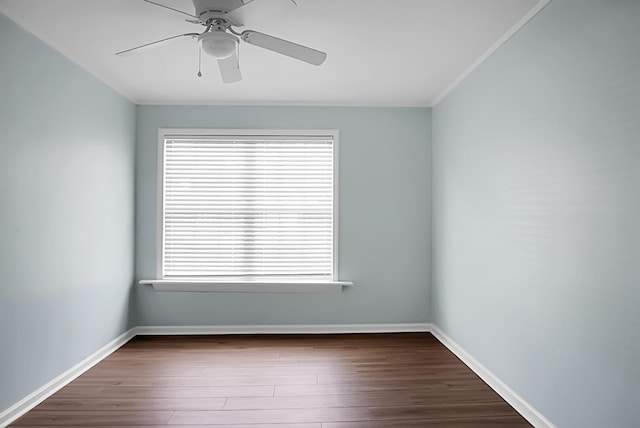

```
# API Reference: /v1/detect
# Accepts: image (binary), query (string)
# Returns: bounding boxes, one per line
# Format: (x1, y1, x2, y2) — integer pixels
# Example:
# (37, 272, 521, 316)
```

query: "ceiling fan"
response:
(116, 0, 327, 83)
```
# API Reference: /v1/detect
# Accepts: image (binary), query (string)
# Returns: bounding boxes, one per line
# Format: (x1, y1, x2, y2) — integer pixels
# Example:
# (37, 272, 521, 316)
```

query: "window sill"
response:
(138, 279, 354, 293)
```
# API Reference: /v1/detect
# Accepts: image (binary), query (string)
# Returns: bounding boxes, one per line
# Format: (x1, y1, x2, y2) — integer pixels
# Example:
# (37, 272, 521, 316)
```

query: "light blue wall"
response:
(432, 0, 640, 426)
(135, 106, 431, 326)
(0, 14, 136, 412)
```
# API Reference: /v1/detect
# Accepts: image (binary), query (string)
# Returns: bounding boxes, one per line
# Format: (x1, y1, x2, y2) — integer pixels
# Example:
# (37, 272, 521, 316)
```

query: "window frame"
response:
(156, 128, 340, 283)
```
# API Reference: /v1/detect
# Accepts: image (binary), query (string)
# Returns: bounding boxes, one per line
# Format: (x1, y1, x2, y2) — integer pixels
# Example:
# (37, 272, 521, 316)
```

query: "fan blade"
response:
(141, 0, 198, 19)
(241, 31, 326, 65)
(115, 33, 198, 56)
(217, 50, 242, 83)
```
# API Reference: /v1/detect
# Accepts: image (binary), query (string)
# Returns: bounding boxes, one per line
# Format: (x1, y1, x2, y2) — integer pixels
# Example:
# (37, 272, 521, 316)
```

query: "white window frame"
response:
(142, 128, 352, 293)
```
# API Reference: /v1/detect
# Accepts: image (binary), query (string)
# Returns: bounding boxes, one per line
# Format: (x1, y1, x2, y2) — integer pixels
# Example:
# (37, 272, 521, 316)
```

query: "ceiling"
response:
(0, 0, 547, 106)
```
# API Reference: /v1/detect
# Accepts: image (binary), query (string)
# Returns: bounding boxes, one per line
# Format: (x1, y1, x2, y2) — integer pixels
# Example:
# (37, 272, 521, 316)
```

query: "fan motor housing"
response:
(194, 0, 244, 22)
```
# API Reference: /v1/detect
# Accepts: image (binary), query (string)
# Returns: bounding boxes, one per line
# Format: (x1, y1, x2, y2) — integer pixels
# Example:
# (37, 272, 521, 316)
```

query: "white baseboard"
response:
(1, 323, 552, 428)
(133, 323, 433, 335)
(0, 328, 136, 428)
(430, 325, 554, 428)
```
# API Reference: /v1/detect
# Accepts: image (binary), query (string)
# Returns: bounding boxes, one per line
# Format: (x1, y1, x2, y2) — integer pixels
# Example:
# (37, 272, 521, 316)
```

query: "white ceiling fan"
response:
(116, 0, 327, 83)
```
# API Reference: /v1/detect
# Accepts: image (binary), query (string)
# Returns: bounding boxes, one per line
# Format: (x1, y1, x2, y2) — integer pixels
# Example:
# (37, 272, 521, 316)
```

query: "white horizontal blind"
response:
(161, 134, 335, 279)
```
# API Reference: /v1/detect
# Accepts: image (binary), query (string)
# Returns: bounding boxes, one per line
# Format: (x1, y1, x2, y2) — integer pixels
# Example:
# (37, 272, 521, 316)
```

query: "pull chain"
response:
(197, 44, 202, 77)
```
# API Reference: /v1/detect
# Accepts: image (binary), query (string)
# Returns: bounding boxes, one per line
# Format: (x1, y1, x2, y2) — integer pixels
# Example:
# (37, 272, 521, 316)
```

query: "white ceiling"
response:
(0, 0, 547, 106)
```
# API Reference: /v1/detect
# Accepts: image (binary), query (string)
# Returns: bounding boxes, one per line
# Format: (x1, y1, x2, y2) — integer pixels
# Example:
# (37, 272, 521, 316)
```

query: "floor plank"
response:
(73, 374, 317, 387)
(168, 407, 371, 425)
(10, 333, 530, 427)
(223, 393, 414, 410)
(12, 410, 173, 426)
(33, 397, 227, 411)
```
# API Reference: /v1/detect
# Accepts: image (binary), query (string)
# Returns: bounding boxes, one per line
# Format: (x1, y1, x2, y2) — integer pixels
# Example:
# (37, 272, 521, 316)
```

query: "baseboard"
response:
(0, 328, 136, 428)
(430, 325, 554, 428)
(133, 323, 433, 335)
(2, 323, 552, 428)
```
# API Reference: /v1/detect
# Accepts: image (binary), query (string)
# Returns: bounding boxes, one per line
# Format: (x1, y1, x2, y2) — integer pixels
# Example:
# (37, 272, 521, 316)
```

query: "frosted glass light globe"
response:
(199, 32, 238, 59)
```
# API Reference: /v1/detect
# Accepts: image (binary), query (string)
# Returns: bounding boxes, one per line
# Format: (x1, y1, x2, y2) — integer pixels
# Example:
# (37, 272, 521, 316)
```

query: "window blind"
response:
(161, 134, 335, 279)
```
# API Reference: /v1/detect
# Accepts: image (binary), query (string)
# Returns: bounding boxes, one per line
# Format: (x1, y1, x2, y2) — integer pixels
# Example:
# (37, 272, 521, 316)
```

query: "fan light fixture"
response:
(198, 31, 238, 59)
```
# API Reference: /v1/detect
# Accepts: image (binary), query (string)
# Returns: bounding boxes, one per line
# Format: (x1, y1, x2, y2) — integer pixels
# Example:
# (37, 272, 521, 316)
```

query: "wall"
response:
(432, 0, 640, 426)
(135, 106, 431, 326)
(0, 14, 136, 412)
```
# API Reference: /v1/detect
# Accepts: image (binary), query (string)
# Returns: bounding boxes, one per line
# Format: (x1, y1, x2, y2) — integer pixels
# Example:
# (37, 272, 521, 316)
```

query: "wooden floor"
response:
(12, 333, 530, 427)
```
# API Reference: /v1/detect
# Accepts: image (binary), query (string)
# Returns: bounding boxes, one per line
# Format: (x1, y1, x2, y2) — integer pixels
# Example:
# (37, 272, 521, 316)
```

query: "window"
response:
(158, 129, 338, 282)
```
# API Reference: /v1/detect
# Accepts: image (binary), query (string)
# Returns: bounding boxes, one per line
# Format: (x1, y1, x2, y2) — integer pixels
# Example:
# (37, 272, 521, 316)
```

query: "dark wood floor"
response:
(12, 333, 530, 427)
